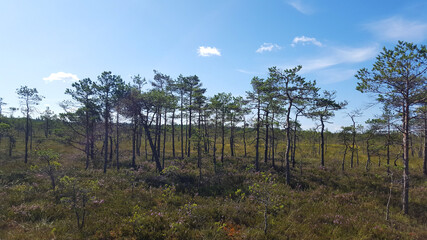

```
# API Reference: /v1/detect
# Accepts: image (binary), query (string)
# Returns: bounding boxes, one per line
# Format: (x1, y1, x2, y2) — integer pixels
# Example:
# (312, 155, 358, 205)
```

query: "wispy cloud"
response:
(43, 72, 79, 82)
(296, 45, 378, 72)
(316, 68, 357, 84)
(287, 0, 313, 15)
(236, 69, 260, 75)
(198, 46, 221, 57)
(291, 36, 322, 47)
(256, 43, 281, 53)
(365, 16, 427, 42)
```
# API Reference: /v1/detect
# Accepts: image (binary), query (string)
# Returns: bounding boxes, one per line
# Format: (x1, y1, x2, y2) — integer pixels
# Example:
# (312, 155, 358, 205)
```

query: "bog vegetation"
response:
(0, 41, 426, 239)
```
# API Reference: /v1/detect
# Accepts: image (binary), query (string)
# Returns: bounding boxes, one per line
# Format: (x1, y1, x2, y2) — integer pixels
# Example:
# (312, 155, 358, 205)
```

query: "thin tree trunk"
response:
(187, 93, 192, 157)
(255, 98, 260, 171)
(387, 121, 391, 173)
(402, 101, 409, 214)
(103, 103, 109, 174)
(230, 115, 235, 157)
(366, 138, 371, 171)
(85, 109, 90, 170)
(342, 145, 347, 171)
(356, 143, 359, 166)
(386, 173, 393, 221)
(24, 105, 29, 164)
(350, 121, 356, 168)
(132, 116, 137, 169)
(271, 112, 275, 168)
(264, 110, 269, 164)
(197, 109, 202, 180)
(424, 111, 427, 176)
(162, 108, 167, 168)
(320, 116, 325, 167)
(172, 109, 176, 158)
(109, 136, 113, 163)
(140, 116, 162, 172)
(185, 113, 188, 156)
(8, 135, 14, 157)
(116, 112, 119, 170)
(136, 116, 141, 156)
(156, 111, 161, 161)
(221, 110, 225, 163)
(30, 120, 33, 151)
(90, 123, 95, 160)
(145, 130, 148, 161)
(181, 94, 184, 159)
(285, 101, 292, 184)
(204, 114, 209, 153)
(213, 110, 218, 173)
(243, 119, 247, 158)
(292, 113, 299, 168)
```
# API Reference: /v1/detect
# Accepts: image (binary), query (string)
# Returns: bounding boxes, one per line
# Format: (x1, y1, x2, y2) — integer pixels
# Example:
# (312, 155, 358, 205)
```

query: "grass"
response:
(0, 135, 426, 239)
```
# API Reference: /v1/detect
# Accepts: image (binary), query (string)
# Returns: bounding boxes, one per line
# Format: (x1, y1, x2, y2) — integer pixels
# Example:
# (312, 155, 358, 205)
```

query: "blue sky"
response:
(1, 0, 427, 131)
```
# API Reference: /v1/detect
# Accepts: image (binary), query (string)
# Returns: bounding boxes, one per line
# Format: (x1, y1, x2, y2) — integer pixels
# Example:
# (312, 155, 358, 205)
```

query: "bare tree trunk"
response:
(230, 115, 235, 157)
(156, 111, 161, 161)
(162, 109, 167, 168)
(271, 112, 275, 168)
(285, 101, 293, 184)
(24, 106, 29, 164)
(136, 116, 141, 157)
(185, 114, 188, 156)
(213, 110, 218, 174)
(342, 145, 347, 171)
(141, 117, 162, 172)
(132, 117, 137, 169)
(204, 114, 209, 153)
(197, 109, 202, 181)
(145, 131, 148, 161)
(172, 109, 176, 158)
(255, 98, 260, 171)
(351, 121, 356, 168)
(356, 143, 359, 166)
(221, 110, 225, 163)
(423, 111, 426, 176)
(264, 110, 269, 164)
(109, 136, 113, 163)
(402, 101, 409, 214)
(292, 113, 299, 168)
(366, 139, 371, 171)
(90, 123, 95, 160)
(116, 112, 120, 170)
(320, 116, 325, 167)
(387, 121, 391, 173)
(386, 173, 393, 221)
(85, 110, 90, 170)
(103, 99, 110, 173)
(243, 118, 247, 158)
(187, 93, 192, 157)
(30, 120, 33, 151)
(180, 95, 184, 159)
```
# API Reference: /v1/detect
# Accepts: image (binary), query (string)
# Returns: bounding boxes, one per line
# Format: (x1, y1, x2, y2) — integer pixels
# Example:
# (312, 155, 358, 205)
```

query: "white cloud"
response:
(287, 0, 313, 15)
(197, 46, 221, 57)
(296, 45, 378, 72)
(236, 69, 259, 75)
(291, 36, 322, 47)
(256, 43, 281, 53)
(43, 72, 79, 82)
(316, 68, 357, 84)
(365, 16, 427, 42)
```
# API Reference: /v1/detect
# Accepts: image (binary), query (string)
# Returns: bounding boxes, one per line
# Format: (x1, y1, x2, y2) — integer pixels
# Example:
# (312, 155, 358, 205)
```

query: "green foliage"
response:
(59, 175, 99, 230)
